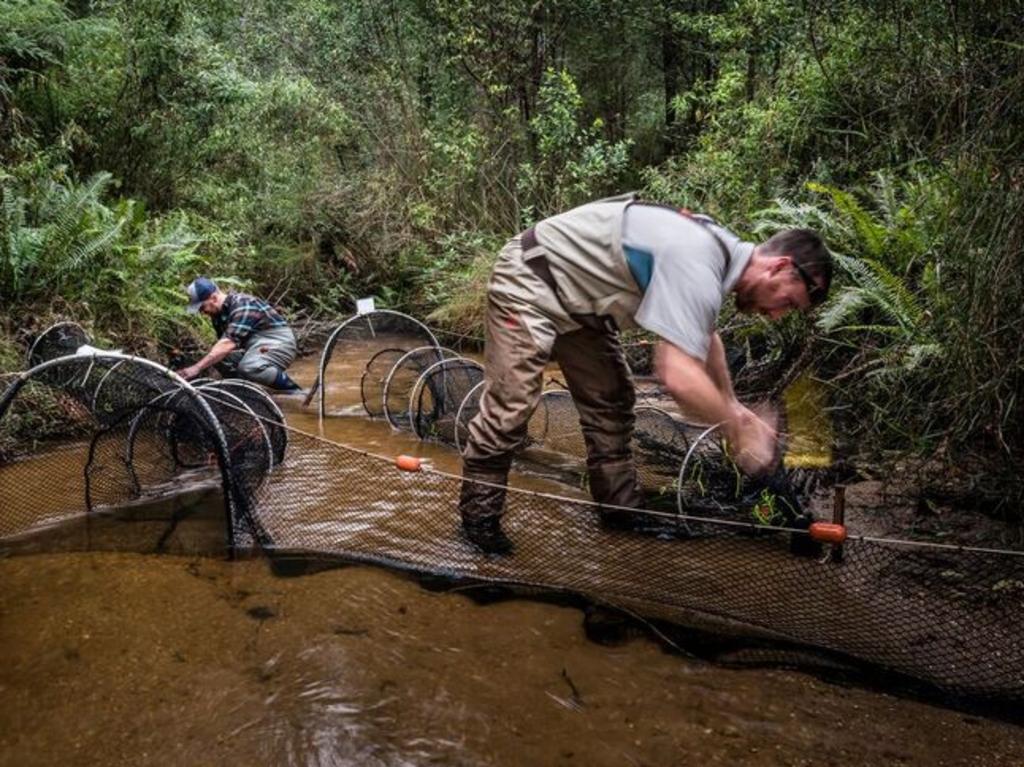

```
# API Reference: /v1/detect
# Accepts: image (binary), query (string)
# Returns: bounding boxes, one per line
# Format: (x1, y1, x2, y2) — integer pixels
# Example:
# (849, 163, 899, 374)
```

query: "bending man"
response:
(177, 277, 302, 392)
(459, 193, 832, 554)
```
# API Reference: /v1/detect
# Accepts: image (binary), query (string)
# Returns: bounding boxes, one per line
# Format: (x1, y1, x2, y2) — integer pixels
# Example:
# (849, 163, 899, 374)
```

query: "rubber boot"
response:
(270, 370, 303, 393)
(459, 468, 514, 555)
(589, 458, 647, 531)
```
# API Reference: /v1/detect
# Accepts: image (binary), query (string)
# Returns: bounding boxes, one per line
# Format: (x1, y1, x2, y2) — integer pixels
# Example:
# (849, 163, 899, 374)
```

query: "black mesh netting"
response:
(382, 347, 459, 431)
(0, 354, 273, 552)
(241, 429, 1024, 709)
(197, 380, 287, 467)
(307, 310, 440, 417)
(528, 390, 587, 456)
(3, 350, 1024, 714)
(409, 358, 485, 444)
(633, 405, 691, 494)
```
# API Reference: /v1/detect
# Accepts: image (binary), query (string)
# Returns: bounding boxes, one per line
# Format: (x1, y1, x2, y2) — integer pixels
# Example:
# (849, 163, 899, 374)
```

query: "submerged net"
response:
(245, 427, 1024, 711)
(3, 343, 1024, 715)
(309, 310, 440, 417)
(0, 354, 275, 553)
(529, 390, 586, 457)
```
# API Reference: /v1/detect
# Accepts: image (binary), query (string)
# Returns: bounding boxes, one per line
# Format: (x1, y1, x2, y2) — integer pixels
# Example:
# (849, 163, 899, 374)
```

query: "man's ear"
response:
(768, 255, 792, 275)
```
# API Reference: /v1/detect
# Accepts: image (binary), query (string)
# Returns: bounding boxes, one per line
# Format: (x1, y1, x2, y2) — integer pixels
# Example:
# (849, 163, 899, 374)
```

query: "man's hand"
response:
(177, 364, 201, 381)
(654, 340, 781, 475)
(176, 338, 236, 382)
(725, 403, 779, 476)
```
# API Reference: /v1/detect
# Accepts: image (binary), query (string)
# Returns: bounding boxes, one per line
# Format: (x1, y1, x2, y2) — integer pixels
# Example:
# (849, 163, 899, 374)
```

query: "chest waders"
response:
(218, 326, 299, 388)
(459, 200, 738, 554)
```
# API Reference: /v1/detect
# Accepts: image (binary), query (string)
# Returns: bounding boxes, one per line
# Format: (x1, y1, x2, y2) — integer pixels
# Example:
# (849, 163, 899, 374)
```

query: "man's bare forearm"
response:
(655, 340, 737, 426)
(655, 339, 778, 474)
(193, 337, 237, 373)
(705, 333, 737, 403)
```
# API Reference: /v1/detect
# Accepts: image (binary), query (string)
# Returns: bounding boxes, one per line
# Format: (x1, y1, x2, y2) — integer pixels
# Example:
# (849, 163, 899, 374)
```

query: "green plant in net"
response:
(750, 488, 784, 526)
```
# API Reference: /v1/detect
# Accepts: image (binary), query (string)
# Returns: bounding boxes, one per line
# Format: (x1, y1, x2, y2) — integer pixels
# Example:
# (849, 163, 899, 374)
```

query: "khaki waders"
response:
(460, 231, 644, 551)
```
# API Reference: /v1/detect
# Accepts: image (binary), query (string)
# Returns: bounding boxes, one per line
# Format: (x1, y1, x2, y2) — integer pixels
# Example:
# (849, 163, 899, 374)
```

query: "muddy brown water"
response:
(1, 353, 1023, 766)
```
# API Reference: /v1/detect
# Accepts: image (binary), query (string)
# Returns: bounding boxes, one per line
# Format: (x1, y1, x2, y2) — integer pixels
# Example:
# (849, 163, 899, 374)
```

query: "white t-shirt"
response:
(623, 203, 754, 361)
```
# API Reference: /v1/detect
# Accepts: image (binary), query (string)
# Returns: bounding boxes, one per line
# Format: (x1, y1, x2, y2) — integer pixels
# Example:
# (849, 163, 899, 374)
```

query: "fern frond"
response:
(808, 181, 887, 257)
(863, 257, 924, 328)
(65, 215, 125, 273)
(816, 287, 869, 332)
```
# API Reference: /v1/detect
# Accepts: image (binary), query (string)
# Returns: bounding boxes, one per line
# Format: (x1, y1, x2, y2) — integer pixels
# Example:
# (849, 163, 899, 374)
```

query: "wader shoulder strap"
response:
(633, 200, 732, 273)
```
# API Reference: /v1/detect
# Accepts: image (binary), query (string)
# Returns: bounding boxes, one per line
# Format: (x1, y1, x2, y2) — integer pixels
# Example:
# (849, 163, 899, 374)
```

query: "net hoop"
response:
(408, 356, 484, 441)
(25, 321, 90, 367)
(381, 346, 457, 430)
(313, 310, 440, 418)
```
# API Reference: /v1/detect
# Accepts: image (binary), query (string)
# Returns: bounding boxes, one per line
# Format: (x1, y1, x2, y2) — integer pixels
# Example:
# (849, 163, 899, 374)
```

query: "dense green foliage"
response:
(2, 0, 1022, 501)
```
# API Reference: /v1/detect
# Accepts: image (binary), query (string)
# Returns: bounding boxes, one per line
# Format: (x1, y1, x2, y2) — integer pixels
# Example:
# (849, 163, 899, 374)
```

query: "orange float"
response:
(809, 522, 847, 545)
(395, 454, 422, 472)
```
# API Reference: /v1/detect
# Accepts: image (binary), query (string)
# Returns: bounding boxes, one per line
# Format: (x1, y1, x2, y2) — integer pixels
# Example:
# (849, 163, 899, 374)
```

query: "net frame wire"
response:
(198, 379, 287, 466)
(25, 321, 91, 367)
(310, 310, 440, 418)
(360, 347, 410, 418)
(0, 352, 269, 555)
(454, 378, 487, 454)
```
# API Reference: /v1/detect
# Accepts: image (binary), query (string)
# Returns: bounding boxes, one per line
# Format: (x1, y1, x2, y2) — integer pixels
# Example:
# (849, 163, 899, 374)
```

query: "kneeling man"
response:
(178, 277, 301, 392)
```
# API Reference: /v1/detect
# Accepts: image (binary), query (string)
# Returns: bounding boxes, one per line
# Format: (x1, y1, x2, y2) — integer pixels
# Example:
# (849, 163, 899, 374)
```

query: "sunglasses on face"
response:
(791, 261, 826, 307)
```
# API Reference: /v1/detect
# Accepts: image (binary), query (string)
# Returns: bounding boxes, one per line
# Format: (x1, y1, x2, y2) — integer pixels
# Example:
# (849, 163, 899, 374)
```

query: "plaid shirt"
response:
(213, 292, 288, 346)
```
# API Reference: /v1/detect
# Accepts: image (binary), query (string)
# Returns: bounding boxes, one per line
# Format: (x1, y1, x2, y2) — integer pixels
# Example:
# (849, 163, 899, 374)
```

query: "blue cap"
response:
(186, 277, 218, 313)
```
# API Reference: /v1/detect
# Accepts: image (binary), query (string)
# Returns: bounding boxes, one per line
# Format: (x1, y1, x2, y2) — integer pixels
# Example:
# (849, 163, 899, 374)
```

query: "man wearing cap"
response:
(459, 193, 833, 554)
(178, 277, 302, 392)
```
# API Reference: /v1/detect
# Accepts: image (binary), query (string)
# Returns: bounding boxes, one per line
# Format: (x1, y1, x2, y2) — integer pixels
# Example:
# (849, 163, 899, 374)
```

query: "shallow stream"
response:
(1, 354, 1022, 766)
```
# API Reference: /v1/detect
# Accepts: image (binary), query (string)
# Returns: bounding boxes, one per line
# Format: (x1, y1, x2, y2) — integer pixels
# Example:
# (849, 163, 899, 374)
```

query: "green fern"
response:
(815, 284, 869, 333)
(806, 181, 888, 258)
(755, 175, 946, 388)
(832, 253, 924, 332)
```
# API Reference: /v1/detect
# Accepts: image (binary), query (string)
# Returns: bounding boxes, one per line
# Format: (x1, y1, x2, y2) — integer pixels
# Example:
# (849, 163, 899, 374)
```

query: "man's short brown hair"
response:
(761, 228, 833, 307)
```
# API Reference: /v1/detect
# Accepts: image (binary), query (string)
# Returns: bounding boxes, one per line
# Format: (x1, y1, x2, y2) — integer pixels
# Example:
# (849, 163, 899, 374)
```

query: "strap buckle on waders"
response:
(521, 226, 619, 336)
